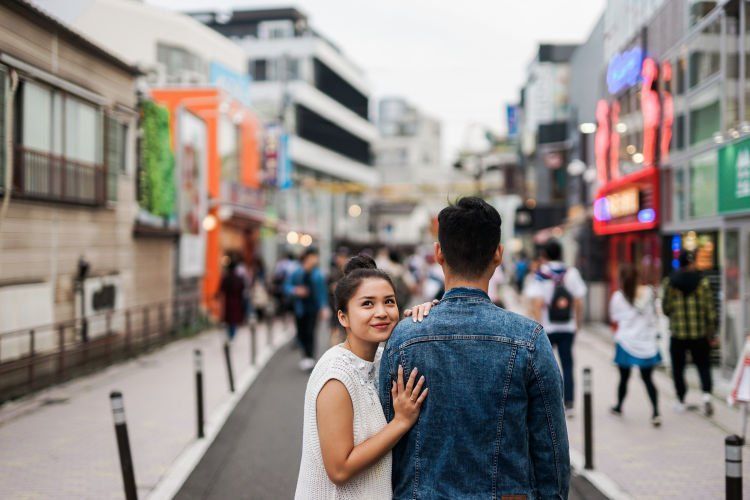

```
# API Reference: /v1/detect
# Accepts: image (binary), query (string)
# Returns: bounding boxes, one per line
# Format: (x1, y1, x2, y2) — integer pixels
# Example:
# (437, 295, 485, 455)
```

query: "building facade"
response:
(191, 8, 379, 264)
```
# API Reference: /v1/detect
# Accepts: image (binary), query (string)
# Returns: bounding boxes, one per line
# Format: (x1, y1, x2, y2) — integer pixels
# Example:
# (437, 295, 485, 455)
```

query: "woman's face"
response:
(338, 278, 400, 344)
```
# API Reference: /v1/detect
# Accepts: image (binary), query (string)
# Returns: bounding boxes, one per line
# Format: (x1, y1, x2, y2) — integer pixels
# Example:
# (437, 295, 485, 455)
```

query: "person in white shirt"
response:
(525, 239, 587, 416)
(609, 265, 662, 426)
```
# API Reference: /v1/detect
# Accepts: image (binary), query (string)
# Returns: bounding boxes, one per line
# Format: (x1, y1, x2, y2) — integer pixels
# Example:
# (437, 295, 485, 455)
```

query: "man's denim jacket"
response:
(379, 287, 570, 499)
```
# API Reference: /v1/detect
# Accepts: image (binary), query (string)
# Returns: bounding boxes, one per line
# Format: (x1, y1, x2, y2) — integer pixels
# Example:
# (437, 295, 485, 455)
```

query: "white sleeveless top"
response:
(295, 345, 391, 500)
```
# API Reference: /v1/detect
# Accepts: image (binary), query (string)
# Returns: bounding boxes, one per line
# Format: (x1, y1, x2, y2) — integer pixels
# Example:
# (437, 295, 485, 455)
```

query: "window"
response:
(250, 59, 267, 81)
(689, 83, 721, 145)
(689, 151, 717, 218)
(258, 20, 295, 39)
(65, 96, 101, 164)
(689, 17, 721, 89)
(689, 1, 718, 27)
(106, 116, 127, 201)
(156, 43, 206, 83)
(218, 114, 240, 182)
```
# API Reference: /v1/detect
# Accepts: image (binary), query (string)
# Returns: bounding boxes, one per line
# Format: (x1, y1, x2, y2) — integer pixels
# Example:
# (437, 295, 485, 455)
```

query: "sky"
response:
(148, 0, 605, 164)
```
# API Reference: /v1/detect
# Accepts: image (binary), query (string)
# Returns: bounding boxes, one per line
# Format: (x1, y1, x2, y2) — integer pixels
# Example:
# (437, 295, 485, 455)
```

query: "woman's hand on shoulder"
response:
(403, 299, 440, 322)
(391, 365, 428, 430)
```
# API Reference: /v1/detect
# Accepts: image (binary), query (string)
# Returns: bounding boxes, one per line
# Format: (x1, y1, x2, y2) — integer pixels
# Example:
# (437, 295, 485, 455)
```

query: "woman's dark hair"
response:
(619, 264, 639, 304)
(334, 254, 395, 313)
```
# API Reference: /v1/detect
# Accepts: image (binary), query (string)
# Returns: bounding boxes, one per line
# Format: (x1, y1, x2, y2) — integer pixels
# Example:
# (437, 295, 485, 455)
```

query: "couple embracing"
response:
(295, 198, 570, 499)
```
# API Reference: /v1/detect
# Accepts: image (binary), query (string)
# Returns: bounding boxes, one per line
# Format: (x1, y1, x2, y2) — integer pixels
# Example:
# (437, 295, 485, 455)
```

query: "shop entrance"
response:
(723, 226, 750, 370)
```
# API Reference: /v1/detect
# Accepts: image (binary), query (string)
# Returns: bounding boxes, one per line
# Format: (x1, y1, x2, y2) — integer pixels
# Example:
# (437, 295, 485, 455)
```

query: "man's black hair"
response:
(437, 197, 501, 278)
(301, 247, 319, 261)
(542, 239, 563, 261)
(679, 249, 695, 269)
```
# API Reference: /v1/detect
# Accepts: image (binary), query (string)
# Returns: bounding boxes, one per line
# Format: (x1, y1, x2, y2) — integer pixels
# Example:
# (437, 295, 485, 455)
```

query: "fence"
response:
(0, 298, 203, 403)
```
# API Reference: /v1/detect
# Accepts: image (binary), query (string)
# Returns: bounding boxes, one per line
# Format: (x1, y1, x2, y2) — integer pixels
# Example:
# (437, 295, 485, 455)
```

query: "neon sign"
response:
(606, 47, 644, 95)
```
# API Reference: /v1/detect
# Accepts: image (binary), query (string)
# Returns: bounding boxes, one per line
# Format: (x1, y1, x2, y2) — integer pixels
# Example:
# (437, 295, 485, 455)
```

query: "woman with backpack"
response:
(609, 264, 662, 427)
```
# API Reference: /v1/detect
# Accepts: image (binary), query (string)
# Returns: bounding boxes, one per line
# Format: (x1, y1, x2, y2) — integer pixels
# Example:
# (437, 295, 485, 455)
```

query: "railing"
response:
(13, 145, 106, 206)
(0, 298, 204, 404)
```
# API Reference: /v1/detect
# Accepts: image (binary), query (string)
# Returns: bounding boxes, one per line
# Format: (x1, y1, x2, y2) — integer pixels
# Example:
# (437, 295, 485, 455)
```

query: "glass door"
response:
(723, 229, 743, 369)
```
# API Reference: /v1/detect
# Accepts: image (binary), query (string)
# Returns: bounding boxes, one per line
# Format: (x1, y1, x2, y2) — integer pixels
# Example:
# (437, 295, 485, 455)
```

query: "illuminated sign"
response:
(594, 187, 639, 221)
(607, 47, 643, 95)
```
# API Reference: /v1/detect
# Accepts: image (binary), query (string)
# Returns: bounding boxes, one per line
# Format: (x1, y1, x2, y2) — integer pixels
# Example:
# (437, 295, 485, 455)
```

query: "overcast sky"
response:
(148, 0, 605, 163)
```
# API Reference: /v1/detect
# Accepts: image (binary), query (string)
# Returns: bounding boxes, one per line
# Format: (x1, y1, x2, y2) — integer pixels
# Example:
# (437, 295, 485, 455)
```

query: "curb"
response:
(569, 448, 632, 500)
(147, 330, 293, 500)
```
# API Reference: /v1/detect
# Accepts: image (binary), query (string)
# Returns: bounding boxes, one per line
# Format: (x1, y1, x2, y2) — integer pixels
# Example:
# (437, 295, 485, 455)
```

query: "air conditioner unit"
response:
(145, 63, 167, 86)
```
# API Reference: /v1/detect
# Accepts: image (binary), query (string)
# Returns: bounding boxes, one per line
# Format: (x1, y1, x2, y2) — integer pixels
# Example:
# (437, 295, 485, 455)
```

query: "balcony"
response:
(13, 145, 106, 206)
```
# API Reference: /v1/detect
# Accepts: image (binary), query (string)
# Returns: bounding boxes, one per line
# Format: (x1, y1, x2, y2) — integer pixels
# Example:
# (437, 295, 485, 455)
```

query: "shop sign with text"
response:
(719, 138, 750, 213)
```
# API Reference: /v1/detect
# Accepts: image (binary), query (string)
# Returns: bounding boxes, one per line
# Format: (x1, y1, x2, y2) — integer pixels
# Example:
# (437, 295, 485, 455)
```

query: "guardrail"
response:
(0, 298, 203, 403)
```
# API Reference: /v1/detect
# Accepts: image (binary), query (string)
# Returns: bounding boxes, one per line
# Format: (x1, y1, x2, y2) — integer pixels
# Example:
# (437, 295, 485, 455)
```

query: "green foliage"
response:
(139, 100, 175, 218)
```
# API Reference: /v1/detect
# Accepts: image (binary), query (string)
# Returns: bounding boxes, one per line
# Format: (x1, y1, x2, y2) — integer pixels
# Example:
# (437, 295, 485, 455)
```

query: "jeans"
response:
(670, 337, 712, 402)
(548, 332, 575, 405)
(226, 323, 237, 341)
(296, 312, 317, 359)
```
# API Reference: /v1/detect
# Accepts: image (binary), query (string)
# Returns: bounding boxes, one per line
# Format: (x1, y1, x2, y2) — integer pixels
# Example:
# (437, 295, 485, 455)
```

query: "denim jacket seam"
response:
(413, 424, 421, 500)
(529, 347, 563, 496)
(398, 335, 533, 350)
(491, 344, 518, 499)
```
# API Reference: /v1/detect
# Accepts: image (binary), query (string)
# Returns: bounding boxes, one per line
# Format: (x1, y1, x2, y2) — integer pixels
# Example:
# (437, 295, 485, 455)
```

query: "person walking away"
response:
(609, 265, 662, 426)
(662, 250, 718, 416)
(514, 251, 530, 293)
(217, 256, 246, 342)
(526, 239, 587, 417)
(379, 197, 569, 499)
(286, 248, 329, 370)
(271, 252, 296, 324)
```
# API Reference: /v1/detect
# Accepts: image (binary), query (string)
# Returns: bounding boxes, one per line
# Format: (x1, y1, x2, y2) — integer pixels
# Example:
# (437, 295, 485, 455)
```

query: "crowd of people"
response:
(211, 197, 720, 498)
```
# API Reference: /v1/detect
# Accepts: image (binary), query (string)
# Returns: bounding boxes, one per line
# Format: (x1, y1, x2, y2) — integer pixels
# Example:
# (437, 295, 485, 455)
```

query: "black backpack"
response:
(548, 270, 573, 323)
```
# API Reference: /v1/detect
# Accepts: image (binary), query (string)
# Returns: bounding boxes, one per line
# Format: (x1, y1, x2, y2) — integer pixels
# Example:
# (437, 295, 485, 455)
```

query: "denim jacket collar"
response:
(441, 286, 490, 302)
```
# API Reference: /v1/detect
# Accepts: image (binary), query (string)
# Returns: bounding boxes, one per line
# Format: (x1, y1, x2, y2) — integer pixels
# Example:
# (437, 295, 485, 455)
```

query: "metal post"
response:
(27, 329, 35, 388)
(194, 350, 205, 439)
(109, 391, 138, 500)
(223, 342, 235, 393)
(583, 367, 594, 470)
(249, 317, 257, 366)
(57, 325, 65, 381)
(726, 435, 743, 500)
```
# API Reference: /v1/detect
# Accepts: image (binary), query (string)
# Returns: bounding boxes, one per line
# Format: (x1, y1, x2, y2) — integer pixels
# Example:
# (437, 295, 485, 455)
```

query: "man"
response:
(379, 197, 569, 499)
(285, 248, 329, 370)
(662, 250, 718, 416)
(525, 239, 587, 416)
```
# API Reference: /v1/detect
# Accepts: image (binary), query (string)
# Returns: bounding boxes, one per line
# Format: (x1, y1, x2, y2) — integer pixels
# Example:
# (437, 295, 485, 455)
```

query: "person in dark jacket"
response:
(662, 249, 718, 416)
(217, 257, 246, 341)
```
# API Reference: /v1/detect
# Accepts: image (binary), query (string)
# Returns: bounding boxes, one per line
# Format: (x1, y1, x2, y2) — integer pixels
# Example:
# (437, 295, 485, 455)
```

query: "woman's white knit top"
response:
(294, 345, 391, 500)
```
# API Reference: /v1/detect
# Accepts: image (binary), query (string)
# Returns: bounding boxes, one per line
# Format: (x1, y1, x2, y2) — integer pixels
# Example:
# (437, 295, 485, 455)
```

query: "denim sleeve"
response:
(527, 327, 570, 499)
(283, 269, 297, 298)
(378, 342, 394, 422)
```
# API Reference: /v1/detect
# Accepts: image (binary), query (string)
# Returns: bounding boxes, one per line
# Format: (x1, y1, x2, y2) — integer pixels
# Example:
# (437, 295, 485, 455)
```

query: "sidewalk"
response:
(0, 320, 292, 499)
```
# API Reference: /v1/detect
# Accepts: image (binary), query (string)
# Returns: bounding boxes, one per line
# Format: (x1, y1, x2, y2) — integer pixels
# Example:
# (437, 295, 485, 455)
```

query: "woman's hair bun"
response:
(343, 254, 377, 275)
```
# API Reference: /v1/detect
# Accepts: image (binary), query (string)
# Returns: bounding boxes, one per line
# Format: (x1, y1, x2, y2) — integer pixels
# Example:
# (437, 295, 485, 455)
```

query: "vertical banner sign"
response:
(177, 110, 208, 278)
(719, 137, 750, 214)
(278, 133, 292, 190)
(506, 105, 519, 139)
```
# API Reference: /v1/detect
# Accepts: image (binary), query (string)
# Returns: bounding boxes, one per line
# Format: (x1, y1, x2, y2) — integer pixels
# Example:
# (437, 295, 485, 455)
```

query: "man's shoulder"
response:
(386, 304, 543, 350)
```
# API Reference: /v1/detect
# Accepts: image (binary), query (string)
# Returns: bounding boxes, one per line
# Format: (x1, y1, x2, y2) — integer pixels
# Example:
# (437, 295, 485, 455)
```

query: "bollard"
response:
(249, 317, 257, 366)
(223, 342, 235, 393)
(726, 435, 743, 500)
(110, 391, 138, 500)
(194, 350, 205, 439)
(583, 367, 594, 470)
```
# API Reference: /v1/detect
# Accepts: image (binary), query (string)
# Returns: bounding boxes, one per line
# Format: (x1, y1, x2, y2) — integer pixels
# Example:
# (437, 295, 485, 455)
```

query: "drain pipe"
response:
(0, 69, 19, 235)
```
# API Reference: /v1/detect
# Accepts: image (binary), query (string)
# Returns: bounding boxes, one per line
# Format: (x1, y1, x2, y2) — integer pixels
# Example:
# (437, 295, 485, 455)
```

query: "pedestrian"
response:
(294, 255, 435, 499)
(662, 249, 718, 416)
(609, 265, 662, 427)
(379, 197, 569, 499)
(514, 250, 530, 293)
(216, 256, 246, 342)
(271, 251, 296, 322)
(285, 248, 329, 370)
(378, 248, 417, 311)
(525, 238, 587, 417)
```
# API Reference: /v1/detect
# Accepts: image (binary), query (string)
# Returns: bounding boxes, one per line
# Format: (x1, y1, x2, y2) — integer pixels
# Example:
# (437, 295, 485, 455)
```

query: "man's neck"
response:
(444, 275, 490, 294)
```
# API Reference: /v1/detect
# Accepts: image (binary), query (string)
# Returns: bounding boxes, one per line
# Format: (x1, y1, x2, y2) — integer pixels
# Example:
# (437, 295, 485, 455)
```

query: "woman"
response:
(295, 255, 433, 499)
(217, 257, 245, 341)
(609, 265, 662, 427)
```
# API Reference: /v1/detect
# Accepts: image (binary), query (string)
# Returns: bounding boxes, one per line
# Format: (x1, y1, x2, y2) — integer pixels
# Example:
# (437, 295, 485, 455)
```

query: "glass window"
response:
(65, 97, 101, 164)
(674, 168, 687, 222)
(689, 151, 718, 218)
(218, 114, 240, 182)
(22, 81, 52, 152)
(689, 83, 721, 145)
(106, 116, 127, 202)
(689, 16, 721, 89)
(689, 1, 718, 27)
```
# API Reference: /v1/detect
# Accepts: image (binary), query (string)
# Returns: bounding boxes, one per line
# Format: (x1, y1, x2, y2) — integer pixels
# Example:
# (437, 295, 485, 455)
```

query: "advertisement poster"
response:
(177, 110, 208, 278)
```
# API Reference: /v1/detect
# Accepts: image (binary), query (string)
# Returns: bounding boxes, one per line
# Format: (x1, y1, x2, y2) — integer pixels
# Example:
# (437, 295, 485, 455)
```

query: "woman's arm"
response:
(316, 365, 427, 486)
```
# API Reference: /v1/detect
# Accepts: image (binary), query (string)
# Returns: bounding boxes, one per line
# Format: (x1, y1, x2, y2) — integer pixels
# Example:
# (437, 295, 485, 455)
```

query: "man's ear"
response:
(337, 310, 349, 329)
(494, 244, 504, 266)
(434, 242, 445, 266)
